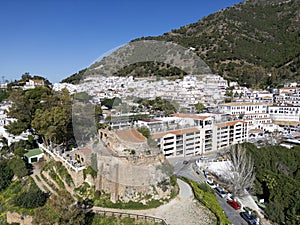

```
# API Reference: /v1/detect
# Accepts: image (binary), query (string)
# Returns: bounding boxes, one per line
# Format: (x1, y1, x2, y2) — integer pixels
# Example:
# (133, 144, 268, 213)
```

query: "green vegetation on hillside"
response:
(61, 68, 88, 84)
(134, 0, 300, 88)
(113, 61, 186, 78)
(135, 97, 178, 116)
(62, 0, 299, 87)
(243, 143, 300, 225)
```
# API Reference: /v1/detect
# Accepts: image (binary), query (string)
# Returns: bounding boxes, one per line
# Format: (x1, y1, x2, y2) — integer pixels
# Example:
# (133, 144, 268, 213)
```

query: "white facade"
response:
(215, 120, 248, 150)
(268, 105, 300, 122)
(151, 113, 247, 158)
(219, 102, 268, 116)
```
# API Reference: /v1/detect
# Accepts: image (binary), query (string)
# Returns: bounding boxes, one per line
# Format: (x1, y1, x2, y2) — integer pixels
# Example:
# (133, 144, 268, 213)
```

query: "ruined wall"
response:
(95, 152, 172, 203)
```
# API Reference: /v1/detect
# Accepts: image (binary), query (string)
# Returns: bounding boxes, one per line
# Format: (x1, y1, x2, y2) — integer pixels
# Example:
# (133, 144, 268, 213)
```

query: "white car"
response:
(215, 186, 227, 198)
(206, 179, 217, 189)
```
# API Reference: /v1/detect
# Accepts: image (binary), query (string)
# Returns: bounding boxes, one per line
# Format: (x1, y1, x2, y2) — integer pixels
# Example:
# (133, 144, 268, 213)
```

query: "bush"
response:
(14, 188, 47, 209)
(83, 166, 97, 179)
(181, 177, 231, 225)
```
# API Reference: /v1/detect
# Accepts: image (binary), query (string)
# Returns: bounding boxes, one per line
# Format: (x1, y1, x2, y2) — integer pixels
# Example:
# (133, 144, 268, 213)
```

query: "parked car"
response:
(215, 186, 227, 198)
(206, 179, 217, 189)
(240, 211, 259, 225)
(183, 160, 189, 165)
(199, 156, 208, 160)
(203, 170, 209, 177)
(227, 199, 241, 210)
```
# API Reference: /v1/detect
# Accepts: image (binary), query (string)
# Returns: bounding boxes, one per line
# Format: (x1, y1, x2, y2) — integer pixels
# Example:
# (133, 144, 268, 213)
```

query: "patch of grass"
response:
(41, 160, 57, 172)
(0, 178, 36, 217)
(83, 166, 97, 180)
(35, 175, 41, 182)
(74, 182, 95, 199)
(49, 170, 65, 189)
(41, 173, 59, 192)
(93, 176, 179, 210)
(93, 192, 163, 210)
(56, 163, 74, 186)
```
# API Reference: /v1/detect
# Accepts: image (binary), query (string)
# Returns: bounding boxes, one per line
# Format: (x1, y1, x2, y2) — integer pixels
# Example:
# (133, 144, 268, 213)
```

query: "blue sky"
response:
(0, 0, 243, 83)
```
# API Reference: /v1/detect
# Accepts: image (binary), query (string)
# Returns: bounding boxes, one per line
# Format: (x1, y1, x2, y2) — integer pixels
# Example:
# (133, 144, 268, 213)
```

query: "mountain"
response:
(63, 0, 300, 87)
(135, 0, 300, 87)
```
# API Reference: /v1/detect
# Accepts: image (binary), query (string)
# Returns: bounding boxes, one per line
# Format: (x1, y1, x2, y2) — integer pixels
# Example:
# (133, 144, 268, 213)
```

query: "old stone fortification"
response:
(59, 128, 173, 204)
(95, 129, 173, 203)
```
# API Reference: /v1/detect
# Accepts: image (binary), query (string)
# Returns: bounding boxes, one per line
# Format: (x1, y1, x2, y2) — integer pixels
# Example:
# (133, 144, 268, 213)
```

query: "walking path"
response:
(30, 162, 58, 196)
(93, 179, 216, 225)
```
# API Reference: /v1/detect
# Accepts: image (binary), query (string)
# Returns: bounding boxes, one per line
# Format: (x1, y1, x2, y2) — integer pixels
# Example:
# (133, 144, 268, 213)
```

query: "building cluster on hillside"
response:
(2, 74, 300, 159)
(54, 74, 227, 111)
(52, 75, 300, 157)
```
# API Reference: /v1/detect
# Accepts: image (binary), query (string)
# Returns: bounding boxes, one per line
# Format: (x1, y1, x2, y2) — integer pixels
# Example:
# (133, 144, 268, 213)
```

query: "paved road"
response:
(215, 194, 248, 225)
(168, 157, 247, 225)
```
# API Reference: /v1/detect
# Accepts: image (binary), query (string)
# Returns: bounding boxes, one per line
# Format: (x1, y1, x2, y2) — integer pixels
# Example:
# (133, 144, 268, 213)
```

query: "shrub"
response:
(14, 188, 47, 208)
(83, 166, 97, 179)
(181, 177, 231, 225)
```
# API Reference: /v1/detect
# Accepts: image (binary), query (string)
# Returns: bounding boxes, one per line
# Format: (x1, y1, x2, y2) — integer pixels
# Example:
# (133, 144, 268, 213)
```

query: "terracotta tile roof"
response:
(170, 113, 209, 120)
(216, 120, 245, 128)
(140, 119, 162, 123)
(78, 148, 92, 155)
(115, 129, 147, 143)
(249, 129, 264, 133)
(152, 127, 199, 139)
(280, 87, 297, 90)
(220, 102, 266, 106)
(273, 120, 300, 126)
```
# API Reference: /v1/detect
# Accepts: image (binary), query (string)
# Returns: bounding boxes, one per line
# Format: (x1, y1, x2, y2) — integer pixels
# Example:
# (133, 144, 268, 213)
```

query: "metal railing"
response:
(93, 209, 168, 225)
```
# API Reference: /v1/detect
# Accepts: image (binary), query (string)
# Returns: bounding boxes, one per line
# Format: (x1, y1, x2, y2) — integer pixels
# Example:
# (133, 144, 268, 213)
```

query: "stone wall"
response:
(95, 152, 172, 203)
(99, 129, 159, 156)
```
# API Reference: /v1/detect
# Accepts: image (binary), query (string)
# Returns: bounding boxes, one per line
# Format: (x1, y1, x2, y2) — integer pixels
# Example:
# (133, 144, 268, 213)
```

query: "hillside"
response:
(136, 0, 300, 87)
(62, 0, 300, 87)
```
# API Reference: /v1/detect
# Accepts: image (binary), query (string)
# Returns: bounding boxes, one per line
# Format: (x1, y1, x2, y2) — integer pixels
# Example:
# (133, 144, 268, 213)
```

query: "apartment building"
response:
(219, 102, 268, 116)
(150, 113, 214, 157)
(268, 105, 300, 123)
(152, 127, 201, 157)
(215, 120, 248, 150)
(149, 113, 247, 158)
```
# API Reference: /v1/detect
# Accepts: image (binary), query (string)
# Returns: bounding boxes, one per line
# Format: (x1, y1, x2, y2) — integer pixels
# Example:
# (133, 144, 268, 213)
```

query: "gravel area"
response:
(93, 179, 217, 225)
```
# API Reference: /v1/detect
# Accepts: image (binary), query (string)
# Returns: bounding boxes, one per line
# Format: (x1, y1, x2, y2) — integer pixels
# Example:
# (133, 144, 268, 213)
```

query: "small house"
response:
(24, 148, 44, 163)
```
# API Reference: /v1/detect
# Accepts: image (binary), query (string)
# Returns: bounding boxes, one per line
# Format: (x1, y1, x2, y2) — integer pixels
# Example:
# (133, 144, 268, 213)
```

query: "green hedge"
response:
(181, 177, 231, 225)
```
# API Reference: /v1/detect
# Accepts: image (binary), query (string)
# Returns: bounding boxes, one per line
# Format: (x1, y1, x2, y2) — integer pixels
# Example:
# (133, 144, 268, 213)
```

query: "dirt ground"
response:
(93, 179, 217, 225)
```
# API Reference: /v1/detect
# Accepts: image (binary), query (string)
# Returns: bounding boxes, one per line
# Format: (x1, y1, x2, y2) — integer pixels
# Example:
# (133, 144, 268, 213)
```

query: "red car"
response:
(227, 199, 241, 210)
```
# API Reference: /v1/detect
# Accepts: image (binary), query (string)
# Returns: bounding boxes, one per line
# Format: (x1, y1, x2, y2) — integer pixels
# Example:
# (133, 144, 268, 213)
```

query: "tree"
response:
(224, 145, 255, 197)
(33, 190, 85, 225)
(101, 97, 122, 109)
(21, 72, 32, 81)
(14, 187, 47, 208)
(195, 102, 206, 113)
(137, 126, 150, 139)
(8, 157, 28, 178)
(31, 89, 73, 146)
(5, 87, 52, 135)
(0, 137, 9, 153)
(0, 160, 14, 191)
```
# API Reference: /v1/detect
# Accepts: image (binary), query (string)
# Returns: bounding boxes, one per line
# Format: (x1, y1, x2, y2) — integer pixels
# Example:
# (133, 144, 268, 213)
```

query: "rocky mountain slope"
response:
(63, 0, 300, 88)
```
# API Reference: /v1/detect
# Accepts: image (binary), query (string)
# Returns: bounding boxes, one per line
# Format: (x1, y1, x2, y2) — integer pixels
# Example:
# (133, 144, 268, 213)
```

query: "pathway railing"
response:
(93, 209, 168, 225)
